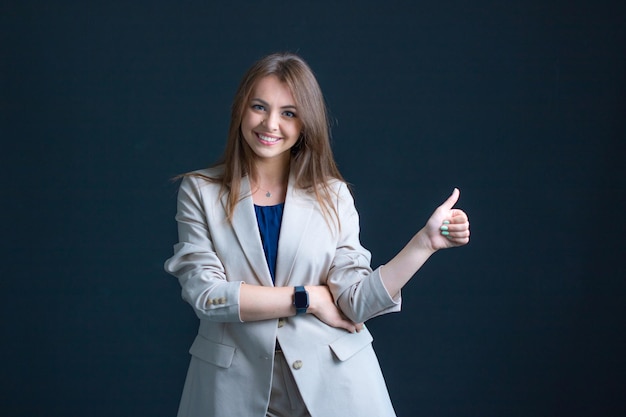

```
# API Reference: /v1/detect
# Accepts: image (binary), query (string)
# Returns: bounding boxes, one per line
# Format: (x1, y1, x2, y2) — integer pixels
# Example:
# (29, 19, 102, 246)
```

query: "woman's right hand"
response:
(306, 285, 363, 333)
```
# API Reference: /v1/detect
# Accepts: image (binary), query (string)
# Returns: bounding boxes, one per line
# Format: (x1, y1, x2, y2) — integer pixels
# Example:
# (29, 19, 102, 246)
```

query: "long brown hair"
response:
(207, 52, 345, 225)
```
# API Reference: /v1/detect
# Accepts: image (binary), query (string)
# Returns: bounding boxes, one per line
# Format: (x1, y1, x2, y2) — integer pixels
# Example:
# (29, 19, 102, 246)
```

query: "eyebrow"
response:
(251, 98, 297, 110)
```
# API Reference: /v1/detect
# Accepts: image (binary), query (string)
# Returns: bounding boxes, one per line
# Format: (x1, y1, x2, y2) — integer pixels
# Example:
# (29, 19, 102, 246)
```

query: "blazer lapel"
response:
(224, 175, 274, 287)
(274, 173, 315, 287)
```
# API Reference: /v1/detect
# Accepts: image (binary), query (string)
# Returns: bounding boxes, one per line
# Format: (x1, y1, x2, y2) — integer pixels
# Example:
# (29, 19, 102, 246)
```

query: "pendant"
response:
(265, 191, 272, 198)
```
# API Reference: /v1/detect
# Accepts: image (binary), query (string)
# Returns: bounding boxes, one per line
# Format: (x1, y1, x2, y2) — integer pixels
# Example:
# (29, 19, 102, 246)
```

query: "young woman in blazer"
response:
(165, 52, 470, 417)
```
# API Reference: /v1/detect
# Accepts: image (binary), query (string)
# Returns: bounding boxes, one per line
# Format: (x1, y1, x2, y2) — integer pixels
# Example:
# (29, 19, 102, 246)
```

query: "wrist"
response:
(302, 286, 320, 315)
(413, 228, 438, 254)
(293, 286, 309, 315)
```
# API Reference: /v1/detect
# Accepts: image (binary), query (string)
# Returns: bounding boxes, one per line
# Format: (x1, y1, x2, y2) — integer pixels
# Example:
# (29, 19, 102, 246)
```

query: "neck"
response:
(251, 157, 290, 188)
(249, 158, 290, 204)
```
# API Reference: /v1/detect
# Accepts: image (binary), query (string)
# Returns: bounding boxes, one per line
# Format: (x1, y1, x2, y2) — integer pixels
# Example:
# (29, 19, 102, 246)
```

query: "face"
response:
(241, 75, 303, 165)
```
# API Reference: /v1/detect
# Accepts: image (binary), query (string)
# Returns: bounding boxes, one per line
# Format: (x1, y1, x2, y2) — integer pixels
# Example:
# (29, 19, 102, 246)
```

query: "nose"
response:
(263, 111, 279, 131)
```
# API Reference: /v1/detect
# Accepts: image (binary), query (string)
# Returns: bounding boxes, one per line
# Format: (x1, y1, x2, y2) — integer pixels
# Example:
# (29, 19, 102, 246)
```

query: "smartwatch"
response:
(293, 286, 309, 315)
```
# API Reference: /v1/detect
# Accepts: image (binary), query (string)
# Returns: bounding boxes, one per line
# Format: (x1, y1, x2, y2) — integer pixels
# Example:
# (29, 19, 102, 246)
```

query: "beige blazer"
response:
(165, 166, 401, 417)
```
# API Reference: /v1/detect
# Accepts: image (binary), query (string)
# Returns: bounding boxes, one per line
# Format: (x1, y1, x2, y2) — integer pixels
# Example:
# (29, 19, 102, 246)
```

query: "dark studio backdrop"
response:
(2, 1, 625, 416)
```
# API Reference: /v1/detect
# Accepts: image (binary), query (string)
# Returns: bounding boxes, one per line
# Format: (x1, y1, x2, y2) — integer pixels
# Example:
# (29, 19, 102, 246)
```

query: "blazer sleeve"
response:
(164, 175, 243, 322)
(327, 183, 401, 323)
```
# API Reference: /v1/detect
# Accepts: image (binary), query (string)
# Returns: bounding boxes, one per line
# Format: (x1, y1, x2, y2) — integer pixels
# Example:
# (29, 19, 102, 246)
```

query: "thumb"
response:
(440, 188, 460, 210)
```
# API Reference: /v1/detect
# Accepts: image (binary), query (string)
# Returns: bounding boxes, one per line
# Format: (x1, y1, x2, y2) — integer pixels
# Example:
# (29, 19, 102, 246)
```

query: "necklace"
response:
(256, 185, 272, 198)
(252, 176, 287, 199)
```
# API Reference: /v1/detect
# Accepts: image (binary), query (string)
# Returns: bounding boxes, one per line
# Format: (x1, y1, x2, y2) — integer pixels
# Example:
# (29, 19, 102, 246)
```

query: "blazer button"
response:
(219, 297, 226, 304)
(292, 360, 303, 370)
(278, 318, 285, 328)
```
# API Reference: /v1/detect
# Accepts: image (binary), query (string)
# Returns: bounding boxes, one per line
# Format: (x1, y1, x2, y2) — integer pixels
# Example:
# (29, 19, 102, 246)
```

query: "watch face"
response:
(294, 290, 309, 308)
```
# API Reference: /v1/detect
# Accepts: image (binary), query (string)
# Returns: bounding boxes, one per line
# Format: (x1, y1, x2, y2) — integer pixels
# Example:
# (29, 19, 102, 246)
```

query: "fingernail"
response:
(441, 231, 450, 236)
(443, 220, 450, 225)
(440, 225, 448, 231)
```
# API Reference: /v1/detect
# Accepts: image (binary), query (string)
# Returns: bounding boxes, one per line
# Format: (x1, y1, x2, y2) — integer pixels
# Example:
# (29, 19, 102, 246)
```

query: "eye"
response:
(282, 110, 296, 118)
(251, 104, 265, 111)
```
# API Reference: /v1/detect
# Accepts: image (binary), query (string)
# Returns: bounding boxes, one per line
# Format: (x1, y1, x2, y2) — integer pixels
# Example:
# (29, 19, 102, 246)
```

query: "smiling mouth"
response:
(256, 133, 281, 144)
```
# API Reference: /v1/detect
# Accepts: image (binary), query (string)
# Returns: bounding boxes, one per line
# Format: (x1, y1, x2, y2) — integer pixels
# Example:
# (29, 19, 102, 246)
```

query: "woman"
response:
(164, 52, 470, 417)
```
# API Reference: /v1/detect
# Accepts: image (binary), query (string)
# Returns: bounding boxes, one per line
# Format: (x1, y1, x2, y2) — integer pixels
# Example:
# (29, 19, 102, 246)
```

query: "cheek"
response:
(291, 120, 304, 137)
(240, 112, 255, 130)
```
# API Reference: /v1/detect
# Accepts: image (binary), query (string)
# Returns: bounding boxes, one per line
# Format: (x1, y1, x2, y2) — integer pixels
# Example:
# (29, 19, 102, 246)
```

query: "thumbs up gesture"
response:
(424, 188, 470, 251)
(376, 188, 471, 297)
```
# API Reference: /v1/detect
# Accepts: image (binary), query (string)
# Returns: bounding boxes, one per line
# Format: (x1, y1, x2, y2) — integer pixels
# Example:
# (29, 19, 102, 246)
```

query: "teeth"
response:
(258, 134, 279, 142)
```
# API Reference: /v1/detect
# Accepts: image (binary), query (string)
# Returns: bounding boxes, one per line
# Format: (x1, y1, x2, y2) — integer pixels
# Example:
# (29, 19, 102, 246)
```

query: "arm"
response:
(239, 284, 361, 332)
(380, 188, 471, 298)
(329, 185, 470, 323)
(164, 175, 360, 332)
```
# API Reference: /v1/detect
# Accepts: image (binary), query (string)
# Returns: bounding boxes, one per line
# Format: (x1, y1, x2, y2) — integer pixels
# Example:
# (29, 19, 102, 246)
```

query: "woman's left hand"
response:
(422, 188, 470, 251)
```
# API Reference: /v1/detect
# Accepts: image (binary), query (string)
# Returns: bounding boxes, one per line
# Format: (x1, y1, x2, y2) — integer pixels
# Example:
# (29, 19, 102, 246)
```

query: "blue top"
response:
(254, 203, 284, 283)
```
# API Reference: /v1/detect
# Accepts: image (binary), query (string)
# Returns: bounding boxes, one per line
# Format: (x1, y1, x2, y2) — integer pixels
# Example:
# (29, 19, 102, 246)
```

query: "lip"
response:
(255, 132, 282, 145)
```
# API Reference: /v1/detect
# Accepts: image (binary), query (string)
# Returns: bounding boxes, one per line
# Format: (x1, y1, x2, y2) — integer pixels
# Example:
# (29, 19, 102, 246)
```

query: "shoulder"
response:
(190, 165, 224, 181)
(298, 177, 354, 206)
(316, 178, 357, 219)
(319, 177, 348, 194)
(181, 165, 224, 186)
(178, 166, 225, 199)
(326, 178, 354, 203)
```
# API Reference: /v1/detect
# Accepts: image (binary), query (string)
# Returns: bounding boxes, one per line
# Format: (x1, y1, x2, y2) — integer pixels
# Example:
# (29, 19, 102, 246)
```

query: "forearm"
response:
(239, 284, 297, 322)
(239, 284, 360, 332)
(380, 228, 437, 298)
(381, 189, 471, 298)
(239, 284, 326, 322)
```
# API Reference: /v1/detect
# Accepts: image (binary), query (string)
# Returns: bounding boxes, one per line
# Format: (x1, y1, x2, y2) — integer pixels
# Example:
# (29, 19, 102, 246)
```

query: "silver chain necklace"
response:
(256, 186, 272, 198)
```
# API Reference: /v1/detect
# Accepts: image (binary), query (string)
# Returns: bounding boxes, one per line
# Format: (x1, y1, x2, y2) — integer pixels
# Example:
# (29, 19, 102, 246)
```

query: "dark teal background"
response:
(2, 1, 625, 416)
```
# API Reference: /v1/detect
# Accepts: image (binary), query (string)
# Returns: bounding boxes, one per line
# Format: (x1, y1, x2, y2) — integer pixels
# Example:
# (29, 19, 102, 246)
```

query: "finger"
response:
(446, 229, 471, 238)
(345, 322, 357, 333)
(450, 209, 468, 221)
(337, 317, 358, 333)
(355, 323, 364, 333)
(446, 228, 471, 242)
(440, 188, 460, 210)
(440, 212, 467, 231)
(439, 215, 468, 235)
(446, 235, 470, 245)
(440, 223, 469, 233)
(440, 222, 470, 241)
